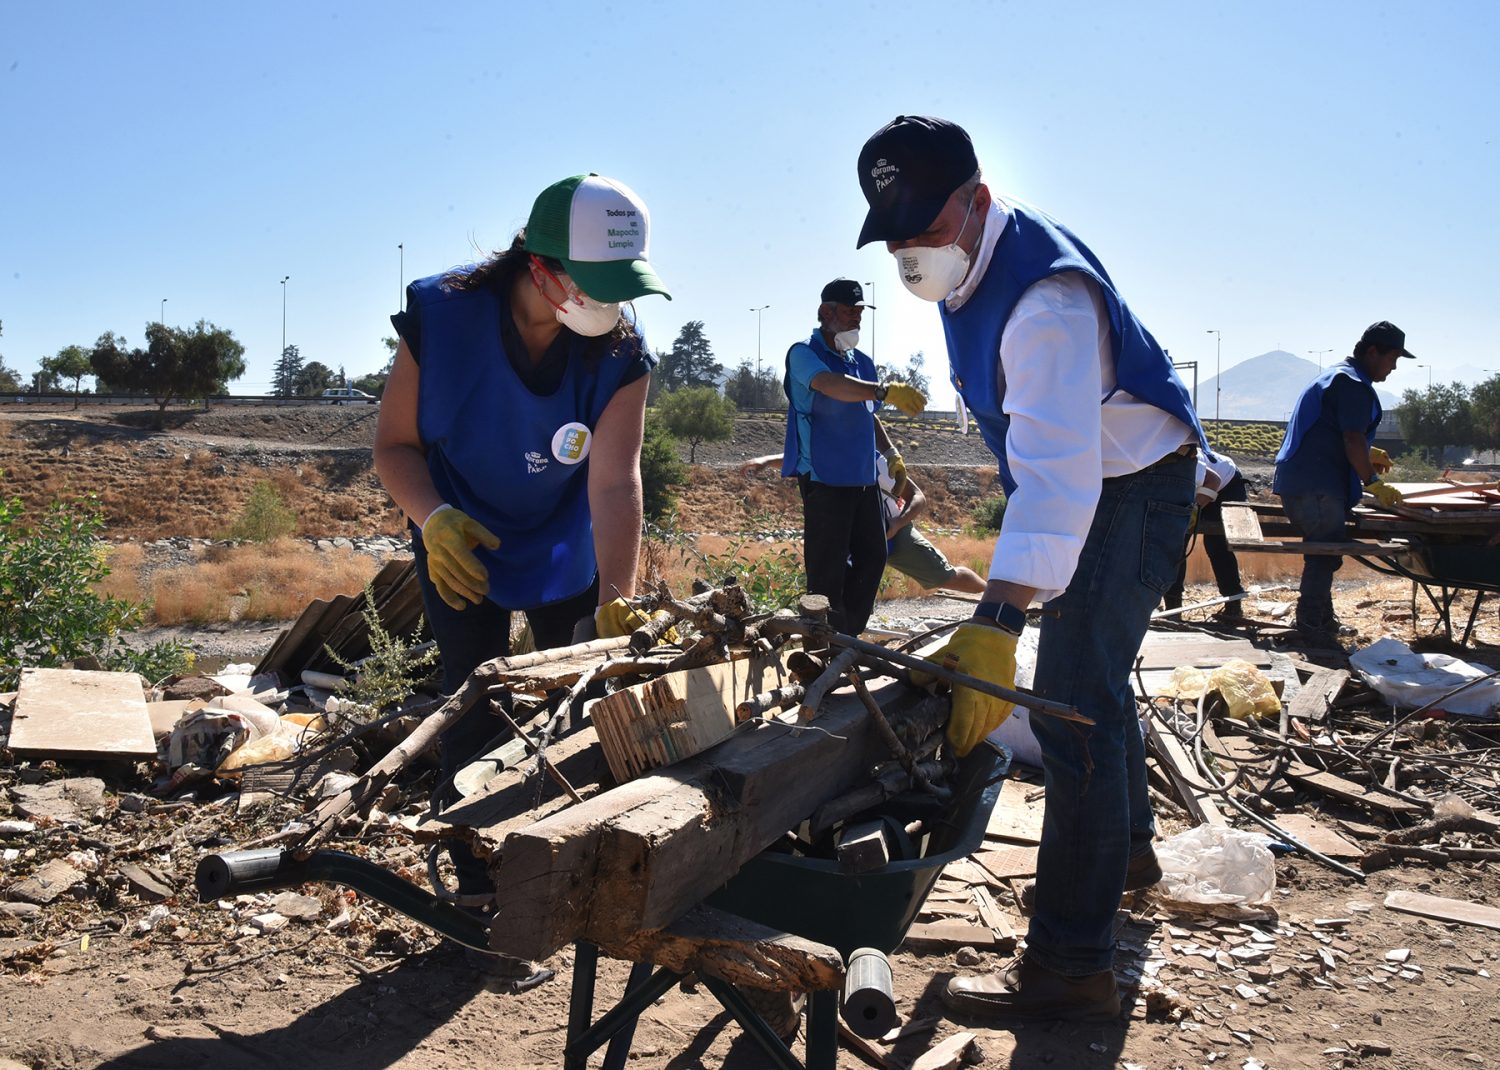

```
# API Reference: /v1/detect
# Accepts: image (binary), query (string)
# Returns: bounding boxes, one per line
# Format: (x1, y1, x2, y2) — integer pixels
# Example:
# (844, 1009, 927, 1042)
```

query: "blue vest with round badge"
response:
(939, 203, 1209, 495)
(780, 332, 879, 485)
(1273, 360, 1380, 508)
(411, 271, 638, 608)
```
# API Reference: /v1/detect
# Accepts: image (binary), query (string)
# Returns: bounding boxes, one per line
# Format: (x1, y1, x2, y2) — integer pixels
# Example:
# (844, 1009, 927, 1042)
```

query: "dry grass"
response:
(95, 543, 147, 604)
(147, 540, 383, 624)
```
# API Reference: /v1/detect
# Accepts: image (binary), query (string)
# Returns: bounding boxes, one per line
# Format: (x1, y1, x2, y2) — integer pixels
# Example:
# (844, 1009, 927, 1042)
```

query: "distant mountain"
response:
(1193, 350, 1399, 422)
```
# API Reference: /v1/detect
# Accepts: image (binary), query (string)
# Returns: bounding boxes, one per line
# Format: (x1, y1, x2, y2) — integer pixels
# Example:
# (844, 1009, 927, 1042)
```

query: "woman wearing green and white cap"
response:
(375, 174, 670, 928)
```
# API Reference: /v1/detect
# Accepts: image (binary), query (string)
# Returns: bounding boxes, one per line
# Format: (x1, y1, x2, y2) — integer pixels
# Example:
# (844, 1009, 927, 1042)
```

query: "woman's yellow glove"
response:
(884, 449, 908, 497)
(880, 382, 927, 415)
(594, 597, 649, 639)
(1366, 479, 1404, 509)
(1369, 446, 1394, 475)
(421, 505, 500, 610)
(909, 622, 1017, 756)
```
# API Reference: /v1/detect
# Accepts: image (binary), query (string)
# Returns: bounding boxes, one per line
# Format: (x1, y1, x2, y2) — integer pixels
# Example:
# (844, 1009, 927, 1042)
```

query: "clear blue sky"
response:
(3, 2, 1496, 410)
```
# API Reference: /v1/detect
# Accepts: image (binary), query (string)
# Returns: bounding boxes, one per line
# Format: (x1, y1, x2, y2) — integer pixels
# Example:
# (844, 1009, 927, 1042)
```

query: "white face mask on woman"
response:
(894, 192, 976, 302)
(532, 256, 622, 337)
(832, 329, 860, 353)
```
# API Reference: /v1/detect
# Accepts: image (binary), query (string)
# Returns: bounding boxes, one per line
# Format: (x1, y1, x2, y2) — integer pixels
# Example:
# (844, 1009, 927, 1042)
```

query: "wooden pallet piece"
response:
(1287, 668, 1350, 726)
(983, 779, 1044, 845)
(1384, 890, 1500, 932)
(1144, 717, 1227, 826)
(1283, 762, 1427, 817)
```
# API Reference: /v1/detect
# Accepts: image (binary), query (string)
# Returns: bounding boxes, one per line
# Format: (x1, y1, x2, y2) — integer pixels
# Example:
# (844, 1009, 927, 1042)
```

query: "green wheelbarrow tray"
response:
(705, 741, 1011, 959)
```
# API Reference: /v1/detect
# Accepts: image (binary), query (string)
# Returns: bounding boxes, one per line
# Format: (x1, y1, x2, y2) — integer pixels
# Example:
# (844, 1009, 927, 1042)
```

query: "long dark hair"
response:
(442, 232, 642, 358)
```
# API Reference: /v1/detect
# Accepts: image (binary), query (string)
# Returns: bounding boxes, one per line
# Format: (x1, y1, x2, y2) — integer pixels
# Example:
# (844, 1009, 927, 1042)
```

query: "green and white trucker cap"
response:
(524, 174, 671, 303)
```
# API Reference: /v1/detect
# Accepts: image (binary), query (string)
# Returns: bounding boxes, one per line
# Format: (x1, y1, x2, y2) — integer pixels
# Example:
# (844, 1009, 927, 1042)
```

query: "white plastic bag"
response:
(1155, 825, 1276, 913)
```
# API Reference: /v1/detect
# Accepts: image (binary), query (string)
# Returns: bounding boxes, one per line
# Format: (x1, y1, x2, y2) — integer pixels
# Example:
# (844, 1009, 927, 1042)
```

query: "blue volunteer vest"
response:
(780, 332, 879, 486)
(939, 203, 1208, 495)
(411, 271, 637, 608)
(1273, 360, 1380, 507)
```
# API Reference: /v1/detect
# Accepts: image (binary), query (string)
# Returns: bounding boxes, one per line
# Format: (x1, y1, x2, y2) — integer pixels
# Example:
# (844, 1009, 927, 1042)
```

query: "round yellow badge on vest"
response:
(551, 422, 592, 464)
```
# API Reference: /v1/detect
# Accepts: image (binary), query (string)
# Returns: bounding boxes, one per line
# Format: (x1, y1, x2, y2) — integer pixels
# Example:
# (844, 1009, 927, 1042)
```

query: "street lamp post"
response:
(749, 304, 770, 378)
(1206, 329, 1222, 424)
(863, 280, 876, 359)
(398, 243, 404, 311)
(1418, 364, 1433, 390)
(280, 276, 290, 359)
(1311, 348, 1332, 371)
(160, 298, 167, 325)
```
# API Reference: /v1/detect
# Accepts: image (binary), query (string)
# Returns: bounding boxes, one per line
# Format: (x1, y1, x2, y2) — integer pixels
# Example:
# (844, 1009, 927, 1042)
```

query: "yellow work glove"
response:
(1369, 446, 1394, 475)
(908, 622, 1018, 757)
(884, 449, 908, 498)
(421, 505, 500, 610)
(594, 597, 649, 639)
(880, 382, 927, 415)
(1366, 479, 1404, 509)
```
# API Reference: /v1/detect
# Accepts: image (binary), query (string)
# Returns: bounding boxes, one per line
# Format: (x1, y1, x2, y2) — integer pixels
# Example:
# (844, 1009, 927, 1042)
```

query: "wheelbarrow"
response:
(195, 742, 1009, 1070)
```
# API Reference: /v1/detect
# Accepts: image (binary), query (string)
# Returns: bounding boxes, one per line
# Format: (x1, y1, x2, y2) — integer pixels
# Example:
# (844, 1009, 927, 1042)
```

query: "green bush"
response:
(227, 481, 297, 542)
(640, 413, 688, 524)
(0, 484, 190, 691)
(325, 582, 438, 720)
(967, 495, 1008, 535)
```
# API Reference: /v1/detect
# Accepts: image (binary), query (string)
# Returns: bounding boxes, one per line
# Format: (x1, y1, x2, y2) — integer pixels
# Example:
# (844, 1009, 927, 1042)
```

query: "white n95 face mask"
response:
(895, 193, 976, 302)
(833, 329, 860, 352)
(556, 294, 622, 337)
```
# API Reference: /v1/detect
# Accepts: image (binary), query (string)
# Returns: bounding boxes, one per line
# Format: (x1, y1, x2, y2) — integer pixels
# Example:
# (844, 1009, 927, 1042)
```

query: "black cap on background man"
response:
(1356, 321, 1416, 359)
(820, 278, 875, 307)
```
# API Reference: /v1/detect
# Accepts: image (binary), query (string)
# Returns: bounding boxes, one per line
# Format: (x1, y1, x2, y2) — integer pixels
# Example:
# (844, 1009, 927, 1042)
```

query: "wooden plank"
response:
(1287, 668, 1349, 726)
(902, 919, 998, 951)
(911, 1032, 979, 1070)
(983, 779, 1044, 845)
(1384, 890, 1500, 932)
(1145, 717, 1227, 826)
(971, 886, 1018, 952)
(596, 904, 844, 992)
(487, 683, 932, 960)
(1271, 812, 1363, 860)
(1283, 762, 1426, 816)
(1136, 632, 1270, 670)
(589, 653, 793, 782)
(9, 668, 155, 760)
(1220, 503, 1264, 544)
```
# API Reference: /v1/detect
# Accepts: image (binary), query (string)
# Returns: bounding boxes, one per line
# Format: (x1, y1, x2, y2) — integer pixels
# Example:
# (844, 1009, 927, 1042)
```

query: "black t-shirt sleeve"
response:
(1327, 376, 1375, 434)
(390, 284, 422, 364)
(618, 330, 656, 386)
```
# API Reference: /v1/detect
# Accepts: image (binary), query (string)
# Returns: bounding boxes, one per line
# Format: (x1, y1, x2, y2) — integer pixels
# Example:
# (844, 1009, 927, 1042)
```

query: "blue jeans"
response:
(1278, 492, 1349, 629)
(1025, 454, 1194, 976)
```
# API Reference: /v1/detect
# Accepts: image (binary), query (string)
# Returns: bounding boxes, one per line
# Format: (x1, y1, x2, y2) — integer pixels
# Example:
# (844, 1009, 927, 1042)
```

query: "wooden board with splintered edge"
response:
(588, 652, 794, 783)
(10, 668, 156, 760)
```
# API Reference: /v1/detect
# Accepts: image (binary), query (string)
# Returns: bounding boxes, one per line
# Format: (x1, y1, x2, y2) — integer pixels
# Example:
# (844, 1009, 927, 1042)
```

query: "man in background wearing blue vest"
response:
(856, 115, 1208, 1022)
(1274, 322, 1410, 642)
(781, 278, 926, 636)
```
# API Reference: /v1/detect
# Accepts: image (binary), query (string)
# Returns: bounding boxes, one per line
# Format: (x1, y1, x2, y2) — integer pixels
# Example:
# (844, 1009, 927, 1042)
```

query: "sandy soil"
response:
(5, 402, 1500, 1070)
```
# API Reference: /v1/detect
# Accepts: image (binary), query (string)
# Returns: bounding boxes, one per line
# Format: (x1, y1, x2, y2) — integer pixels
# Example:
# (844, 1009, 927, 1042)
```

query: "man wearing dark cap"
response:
(781, 278, 927, 636)
(856, 115, 1209, 1022)
(1274, 321, 1412, 641)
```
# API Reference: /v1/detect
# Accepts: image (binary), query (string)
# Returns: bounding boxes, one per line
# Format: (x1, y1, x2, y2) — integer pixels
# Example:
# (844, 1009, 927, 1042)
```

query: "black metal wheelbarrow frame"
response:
(562, 743, 1010, 1070)
(196, 747, 1008, 1070)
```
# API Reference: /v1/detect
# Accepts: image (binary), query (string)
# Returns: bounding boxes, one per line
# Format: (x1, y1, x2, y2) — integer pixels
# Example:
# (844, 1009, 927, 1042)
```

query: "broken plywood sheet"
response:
(984, 779, 1045, 845)
(9, 669, 154, 761)
(972, 843, 1040, 881)
(1271, 812, 1363, 860)
(1137, 632, 1270, 671)
(1384, 890, 1500, 932)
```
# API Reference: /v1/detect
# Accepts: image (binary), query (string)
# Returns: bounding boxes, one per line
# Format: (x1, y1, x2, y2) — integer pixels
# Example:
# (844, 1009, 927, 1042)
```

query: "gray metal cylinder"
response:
(841, 947, 897, 1038)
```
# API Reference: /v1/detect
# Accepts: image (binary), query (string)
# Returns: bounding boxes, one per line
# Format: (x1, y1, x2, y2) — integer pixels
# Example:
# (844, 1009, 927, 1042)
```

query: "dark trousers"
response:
(1164, 473, 1248, 609)
(797, 476, 886, 636)
(412, 524, 598, 894)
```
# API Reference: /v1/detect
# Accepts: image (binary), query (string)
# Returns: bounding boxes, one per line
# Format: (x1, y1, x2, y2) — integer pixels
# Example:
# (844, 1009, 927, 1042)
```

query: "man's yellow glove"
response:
(908, 621, 1017, 757)
(594, 597, 649, 639)
(880, 382, 927, 415)
(421, 505, 500, 610)
(884, 449, 908, 498)
(1367, 479, 1404, 509)
(1369, 446, 1394, 475)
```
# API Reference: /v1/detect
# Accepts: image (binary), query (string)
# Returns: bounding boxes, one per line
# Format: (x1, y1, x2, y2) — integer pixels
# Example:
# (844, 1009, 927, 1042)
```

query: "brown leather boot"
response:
(1018, 846, 1162, 913)
(942, 956, 1120, 1022)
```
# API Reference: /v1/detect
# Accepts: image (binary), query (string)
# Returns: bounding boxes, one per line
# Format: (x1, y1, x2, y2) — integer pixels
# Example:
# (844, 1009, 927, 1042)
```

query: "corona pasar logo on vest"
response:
(552, 422, 592, 465)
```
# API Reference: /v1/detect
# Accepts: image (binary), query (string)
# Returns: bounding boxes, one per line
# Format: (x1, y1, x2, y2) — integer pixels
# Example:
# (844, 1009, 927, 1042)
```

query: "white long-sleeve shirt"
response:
(947, 200, 1194, 603)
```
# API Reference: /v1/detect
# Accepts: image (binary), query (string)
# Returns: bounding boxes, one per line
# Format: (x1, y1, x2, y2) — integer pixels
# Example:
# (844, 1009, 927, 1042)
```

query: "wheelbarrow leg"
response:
(602, 962, 656, 1070)
(702, 976, 807, 1070)
(804, 990, 837, 1070)
(564, 948, 680, 1070)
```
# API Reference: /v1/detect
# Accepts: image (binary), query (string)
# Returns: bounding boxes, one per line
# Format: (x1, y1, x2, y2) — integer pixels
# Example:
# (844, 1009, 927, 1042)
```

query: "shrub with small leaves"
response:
(324, 582, 438, 720)
(227, 481, 297, 542)
(966, 495, 1008, 535)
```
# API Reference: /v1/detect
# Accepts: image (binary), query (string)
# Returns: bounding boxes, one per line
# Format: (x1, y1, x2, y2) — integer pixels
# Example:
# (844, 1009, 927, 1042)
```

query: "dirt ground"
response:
(4, 403, 1500, 1070)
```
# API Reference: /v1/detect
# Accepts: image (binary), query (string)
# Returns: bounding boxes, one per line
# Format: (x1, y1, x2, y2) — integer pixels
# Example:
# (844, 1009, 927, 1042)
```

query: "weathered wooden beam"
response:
(487, 680, 929, 959)
(594, 904, 844, 992)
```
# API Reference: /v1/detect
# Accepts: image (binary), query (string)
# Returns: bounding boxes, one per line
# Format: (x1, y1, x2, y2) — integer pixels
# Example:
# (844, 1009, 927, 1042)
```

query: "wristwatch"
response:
(1363, 473, 1381, 487)
(973, 600, 1026, 636)
(874, 383, 889, 403)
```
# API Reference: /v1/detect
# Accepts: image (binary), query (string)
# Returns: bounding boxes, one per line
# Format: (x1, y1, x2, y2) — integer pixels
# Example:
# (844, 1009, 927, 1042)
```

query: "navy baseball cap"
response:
(856, 115, 979, 248)
(1357, 321, 1416, 358)
(820, 278, 874, 307)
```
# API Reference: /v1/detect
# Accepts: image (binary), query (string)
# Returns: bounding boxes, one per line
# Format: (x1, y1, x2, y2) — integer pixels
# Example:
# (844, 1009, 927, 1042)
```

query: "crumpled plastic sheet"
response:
(1156, 824, 1276, 909)
(1349, 637, 1500, 721)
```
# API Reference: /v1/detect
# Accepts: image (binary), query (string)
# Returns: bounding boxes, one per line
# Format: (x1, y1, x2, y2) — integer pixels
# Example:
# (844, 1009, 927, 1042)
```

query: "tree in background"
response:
(656, 384, 736, 463)
(1469, 375, 1500, 453)
(294, 361, 337, 396)
(0, 320, 20, 392)
(273, 344, 304, 397)
(88, 321, 246, 417)
(1398, 383, 1474, 462)
(639, 411, 688, 523)
(352, 337, 398, 398)
(40, 345, 93, 407)
(654, 321, 723, 396)
(31, 368, 61, 393)
(722, 360, 784, 410)
(875, 351, 931, 398)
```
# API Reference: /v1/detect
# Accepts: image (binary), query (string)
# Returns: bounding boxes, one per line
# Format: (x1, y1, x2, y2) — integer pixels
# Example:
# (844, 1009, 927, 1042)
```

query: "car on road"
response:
(320, 387, 377, 405)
